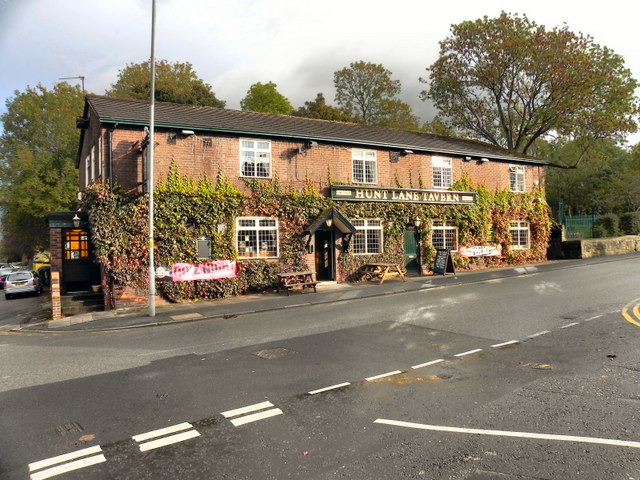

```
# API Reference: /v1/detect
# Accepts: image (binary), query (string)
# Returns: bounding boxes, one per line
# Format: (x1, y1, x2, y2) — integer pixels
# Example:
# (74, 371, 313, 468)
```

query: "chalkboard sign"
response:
(433, 249, 456, 275)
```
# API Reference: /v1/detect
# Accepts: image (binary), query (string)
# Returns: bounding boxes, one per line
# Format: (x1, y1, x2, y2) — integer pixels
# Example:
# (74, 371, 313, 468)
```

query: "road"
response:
(1, 255, 640, 479)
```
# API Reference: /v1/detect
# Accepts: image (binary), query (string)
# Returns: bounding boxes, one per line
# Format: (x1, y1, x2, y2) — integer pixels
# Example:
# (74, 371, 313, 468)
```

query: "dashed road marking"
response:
(29, 445, 106, 480)
(528, 330, 550, 338)
(221, 401, 282, 427)
(309, 382, 351, 395)
(560, 322, 579, 329)
(374, 418, 640, 450)
(491, 340, 519, 348)
(412, 358, 444, 370)
(366, 370, 403, 381)
(132, 422, 200, 452)
(454, 348, 483, 358)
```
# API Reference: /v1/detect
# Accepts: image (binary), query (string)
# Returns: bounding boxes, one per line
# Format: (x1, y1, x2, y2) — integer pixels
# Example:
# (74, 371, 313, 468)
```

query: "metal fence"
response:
(563, 215, 599, 239)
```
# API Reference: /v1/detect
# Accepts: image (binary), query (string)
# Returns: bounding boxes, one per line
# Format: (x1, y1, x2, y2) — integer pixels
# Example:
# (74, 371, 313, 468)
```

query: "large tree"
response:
(421, 12, 639, 154)
(240, 81, 293, 115)
(0, 83, 84, 260)
(293, 93, 356, 122)
(106, 60, 225, 107)
(334, 61, 418, 128)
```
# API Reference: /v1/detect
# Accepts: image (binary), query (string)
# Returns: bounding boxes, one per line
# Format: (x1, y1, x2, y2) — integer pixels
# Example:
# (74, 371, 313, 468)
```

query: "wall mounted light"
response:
(325, 218, 333, 228)
(414, 218, 421, 227)
(464, 156, 472, 162)
(306, 140, 318, 148)
(401, 149, 414, 155)
(480, 157, 489, 163)
(181, 130, 195, 136)
(533, 180, 540, 186)
(72, 214, 81, 228)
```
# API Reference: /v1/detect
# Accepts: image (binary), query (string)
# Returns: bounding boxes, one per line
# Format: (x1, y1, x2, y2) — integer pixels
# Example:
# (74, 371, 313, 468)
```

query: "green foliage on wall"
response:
(82, 169, 550, 304)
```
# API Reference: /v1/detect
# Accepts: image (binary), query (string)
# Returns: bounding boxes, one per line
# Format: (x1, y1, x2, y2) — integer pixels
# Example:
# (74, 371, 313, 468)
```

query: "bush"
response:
(619, 212, 640, 235)
(594, 214, 619, 237)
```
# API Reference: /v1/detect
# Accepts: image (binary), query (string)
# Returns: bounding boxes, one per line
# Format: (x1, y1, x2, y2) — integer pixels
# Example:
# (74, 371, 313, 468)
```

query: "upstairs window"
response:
(352, 219, 383, 254)
(510, 165, 525, 192)
(432, 156, 452, 189)
(352, 149, 377, 184)
(240, 139, 271, 178)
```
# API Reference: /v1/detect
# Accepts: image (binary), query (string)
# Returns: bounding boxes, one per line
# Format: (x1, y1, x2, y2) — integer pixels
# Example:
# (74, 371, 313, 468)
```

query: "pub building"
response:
(58, 95, 548, 304)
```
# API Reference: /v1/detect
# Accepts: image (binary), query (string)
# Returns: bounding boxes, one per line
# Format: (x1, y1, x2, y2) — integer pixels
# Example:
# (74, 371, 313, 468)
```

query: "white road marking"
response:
(528, 330, 550, 338)
(132, 422, 194, 442)
(29, 446, 103, 472)
(221, 401, 274, 418)
(585, 314, 602, 322)
(132, 422, 200, 452)
(412, 358, 444, 370)
(230, 408, 283, 427)
(309, 382, 351, 395)
(491, 340, 519, 348)
(561, 322, 580, 329)
(374, 419, 640, 449)
(30, 455, 106, 480)
(138, 429, 201, 452)
(454, 348, 482, 357)
(366, 370, 402, 381)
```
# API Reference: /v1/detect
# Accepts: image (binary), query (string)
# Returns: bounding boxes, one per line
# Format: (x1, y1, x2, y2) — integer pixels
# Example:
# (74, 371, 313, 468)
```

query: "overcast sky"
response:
(1, 0, 639, 143)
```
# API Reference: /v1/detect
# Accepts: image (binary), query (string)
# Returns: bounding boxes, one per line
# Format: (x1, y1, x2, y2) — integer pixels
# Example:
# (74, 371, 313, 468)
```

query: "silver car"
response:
(4, 271, 42, 299)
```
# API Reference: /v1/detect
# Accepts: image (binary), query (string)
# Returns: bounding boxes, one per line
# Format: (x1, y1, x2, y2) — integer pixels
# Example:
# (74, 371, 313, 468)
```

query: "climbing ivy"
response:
(82, 168, 550, 304)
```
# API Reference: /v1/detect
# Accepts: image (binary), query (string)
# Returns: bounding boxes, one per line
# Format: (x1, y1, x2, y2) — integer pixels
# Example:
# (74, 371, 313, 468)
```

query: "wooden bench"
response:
(359, 263, 406, 285)
(277, 271, 318, 296)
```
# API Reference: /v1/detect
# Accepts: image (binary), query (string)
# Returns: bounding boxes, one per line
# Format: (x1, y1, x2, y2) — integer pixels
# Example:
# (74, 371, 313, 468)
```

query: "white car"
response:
(4, 271, 42, 299)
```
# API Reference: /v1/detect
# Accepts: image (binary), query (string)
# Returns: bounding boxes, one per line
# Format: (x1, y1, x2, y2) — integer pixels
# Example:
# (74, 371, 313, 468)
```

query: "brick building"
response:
(49, 95, 549, 314)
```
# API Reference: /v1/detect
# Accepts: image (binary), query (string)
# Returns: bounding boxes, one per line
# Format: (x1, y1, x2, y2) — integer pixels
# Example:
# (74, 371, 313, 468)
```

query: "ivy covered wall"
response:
(82, 166, 551, 305)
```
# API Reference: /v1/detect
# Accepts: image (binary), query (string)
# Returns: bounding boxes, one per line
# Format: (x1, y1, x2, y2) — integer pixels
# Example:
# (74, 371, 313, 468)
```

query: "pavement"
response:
(13, 254, 639, 334)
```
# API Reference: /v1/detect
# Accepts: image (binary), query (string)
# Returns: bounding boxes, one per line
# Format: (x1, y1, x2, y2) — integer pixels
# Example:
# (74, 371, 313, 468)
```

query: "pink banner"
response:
(171, 260, 237, 282)
(458, 245, 502, 258)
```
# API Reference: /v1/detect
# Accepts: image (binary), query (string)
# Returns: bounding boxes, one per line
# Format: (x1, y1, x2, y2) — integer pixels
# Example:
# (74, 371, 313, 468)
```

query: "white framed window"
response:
(352, 219, 383, 254)
(352, 149, 377, 184)
(84, 154, 91, 188)
(432, 156, 452, 189)
(236, 217, 278, 258)
(431, 220, 458, 251)
(509, 221, 530, 250)
(240, 139, 271, 178)
(510, 165, 525, 192)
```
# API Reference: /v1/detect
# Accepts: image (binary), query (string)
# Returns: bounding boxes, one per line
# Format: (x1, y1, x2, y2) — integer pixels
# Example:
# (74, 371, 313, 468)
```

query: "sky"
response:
(1, 0, 639, 144)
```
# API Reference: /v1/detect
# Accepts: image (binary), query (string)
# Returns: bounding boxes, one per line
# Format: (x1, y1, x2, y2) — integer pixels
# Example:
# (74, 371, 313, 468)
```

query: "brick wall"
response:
(84, 126, 544, 195)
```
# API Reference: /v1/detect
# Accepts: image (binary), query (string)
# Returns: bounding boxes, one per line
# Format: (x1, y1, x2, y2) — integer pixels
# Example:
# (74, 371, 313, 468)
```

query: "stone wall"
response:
(562, 235, 640, 259)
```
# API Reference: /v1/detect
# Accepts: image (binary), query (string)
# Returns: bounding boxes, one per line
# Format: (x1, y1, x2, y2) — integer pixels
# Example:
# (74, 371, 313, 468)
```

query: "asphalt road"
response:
(1, 255, 640, 479)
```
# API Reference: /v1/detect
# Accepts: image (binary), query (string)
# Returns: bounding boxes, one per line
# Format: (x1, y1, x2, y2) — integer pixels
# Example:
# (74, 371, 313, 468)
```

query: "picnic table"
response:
(277, 270, 317, 295)
(359, 263, 406, 285)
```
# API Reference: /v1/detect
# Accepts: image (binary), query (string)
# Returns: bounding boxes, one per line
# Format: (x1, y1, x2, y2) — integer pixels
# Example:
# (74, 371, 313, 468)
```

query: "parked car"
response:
(4, 271, 42, 299)
(0, 274, 9, 290)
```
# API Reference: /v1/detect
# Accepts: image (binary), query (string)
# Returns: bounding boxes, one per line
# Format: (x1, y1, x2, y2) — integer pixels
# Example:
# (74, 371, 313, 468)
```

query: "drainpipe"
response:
(108, 123, 118, 188)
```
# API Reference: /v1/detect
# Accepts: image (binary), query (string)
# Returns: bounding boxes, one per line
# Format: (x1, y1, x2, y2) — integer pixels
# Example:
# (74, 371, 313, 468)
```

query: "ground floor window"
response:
(236, 217, 278, 258)
(352, 219, 383, 254)
(431, 220, 458, 251)
(64, 230, 89, 260)
(509, 221, 530, 250)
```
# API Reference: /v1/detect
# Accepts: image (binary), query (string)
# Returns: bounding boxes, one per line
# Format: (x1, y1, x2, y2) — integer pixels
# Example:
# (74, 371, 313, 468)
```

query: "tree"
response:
(293, 93, 356, 122)
(421, 12, 639, 155)
(333, 61, 418, 129)
(334, 61, 400, 124)
(240, 82, 293, 115)
(0, 83, 84, 259)
(106, 60, 225, 107)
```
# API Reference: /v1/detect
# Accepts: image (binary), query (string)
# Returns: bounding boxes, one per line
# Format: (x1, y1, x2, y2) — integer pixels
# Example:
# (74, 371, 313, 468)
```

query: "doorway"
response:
(315, 230, 335, 281)
(403, 228, 420, 275)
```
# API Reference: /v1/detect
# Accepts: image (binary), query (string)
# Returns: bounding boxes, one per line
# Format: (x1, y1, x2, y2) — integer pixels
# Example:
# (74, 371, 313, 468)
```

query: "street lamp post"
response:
(148, 0, 156, 317)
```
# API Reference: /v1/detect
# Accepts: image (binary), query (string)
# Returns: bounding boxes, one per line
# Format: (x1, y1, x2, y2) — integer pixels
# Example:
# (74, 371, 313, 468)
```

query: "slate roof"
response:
(84, 95, 545, 166)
